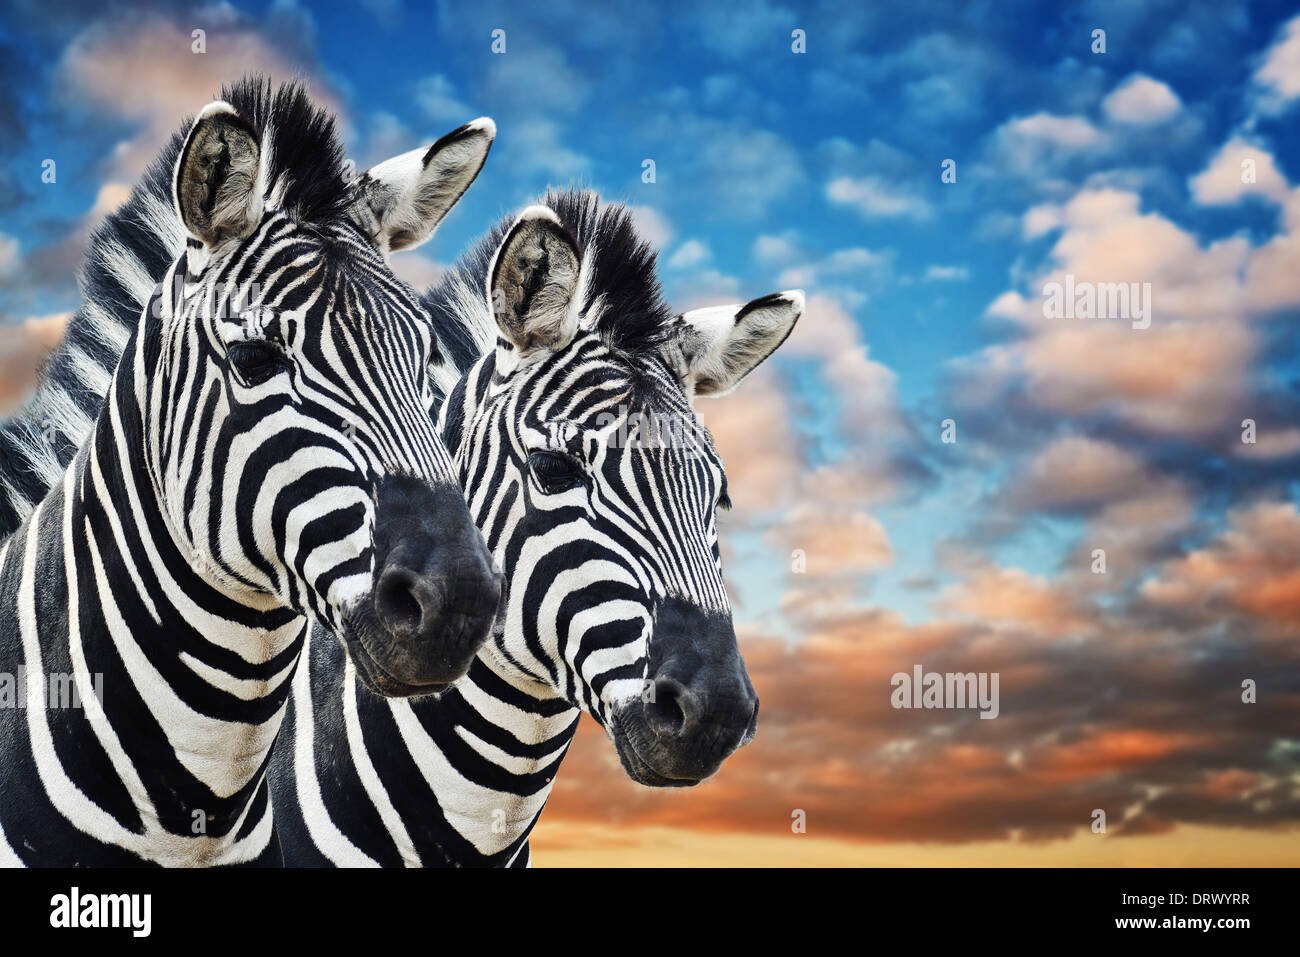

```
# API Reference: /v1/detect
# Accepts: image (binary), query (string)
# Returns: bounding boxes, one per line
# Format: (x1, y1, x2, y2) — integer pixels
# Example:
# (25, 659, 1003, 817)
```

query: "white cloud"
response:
(827, 175, 931, 220)
(640, 110, 804, 217)
(358, 112, 416, 168)
(1253, 14, 1300, 112)
(389, 253, 446, 292)
(752, 232, 801, 267)
(698, 126, 804, 215)
(1243, 186, 1300, 313)
(1022, 203, 1063, 238)
(783, 294, 912, 443)
(984, 290, 1029, 323)
(483, 45, 589, 114)
(666, 239, 711, 270)
(0, 233, 20, 277)
(961, 182, 1300, 438)
(627, 206, 673, 249)
(415, 74, 472, 124)
(502, 118, 590, 178)
(984, 113, 1108, 180)
(1000, 113, 1103, 149)
(924, 265, 969, 281)
(1189, 138, 1290, 205)
(671, 270, 742, 309)
(695, 2, 800, 59)
(56, 16, 337, 180)
(1102, 74, 1182, 125)
(777, 247, 890, 299)
(820, 248, 889, 274)
(88, 182, 131, 221)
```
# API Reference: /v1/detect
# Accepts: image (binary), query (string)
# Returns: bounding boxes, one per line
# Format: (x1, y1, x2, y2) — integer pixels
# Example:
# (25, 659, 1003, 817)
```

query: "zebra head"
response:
(441, 198, 802, 786)
(148, 84, 501, 696)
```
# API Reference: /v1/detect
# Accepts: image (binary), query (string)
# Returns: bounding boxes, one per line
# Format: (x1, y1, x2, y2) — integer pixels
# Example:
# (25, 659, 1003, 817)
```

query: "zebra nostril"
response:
(375, 566, 434, 640)
(645, 678, 692, 738)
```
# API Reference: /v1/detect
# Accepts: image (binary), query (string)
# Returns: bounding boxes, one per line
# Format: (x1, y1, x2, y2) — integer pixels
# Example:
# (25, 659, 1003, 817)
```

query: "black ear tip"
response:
(734, 289, 805, 323)
(424, 117, 497, 164)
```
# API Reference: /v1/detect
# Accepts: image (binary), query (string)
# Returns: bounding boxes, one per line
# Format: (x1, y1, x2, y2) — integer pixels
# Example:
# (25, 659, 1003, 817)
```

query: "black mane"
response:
(423, 188, 675, 375)
(215, 76, 353, 228)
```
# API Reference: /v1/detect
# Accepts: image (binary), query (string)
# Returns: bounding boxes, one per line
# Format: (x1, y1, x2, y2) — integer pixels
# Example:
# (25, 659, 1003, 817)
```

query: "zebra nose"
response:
(644, 675, 758, 746)
(375, 566, 441, 641)
(365, 476, 501, 687)
(631, 597, 759, 780)
(645, 677, 699, 738)
(373, 556, 501, 664)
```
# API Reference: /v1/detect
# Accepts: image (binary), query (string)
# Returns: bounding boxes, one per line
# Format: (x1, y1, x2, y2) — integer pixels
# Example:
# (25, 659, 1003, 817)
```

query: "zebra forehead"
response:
(513, 339, 688, 419)
(518, 360, 726, 478)
(192, 221, 431, 333)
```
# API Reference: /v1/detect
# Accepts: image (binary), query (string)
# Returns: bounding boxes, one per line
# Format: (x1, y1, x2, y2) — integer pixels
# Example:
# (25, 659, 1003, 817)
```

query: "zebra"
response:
(0, 77, 504, 866)
(267, 189, 804, 866)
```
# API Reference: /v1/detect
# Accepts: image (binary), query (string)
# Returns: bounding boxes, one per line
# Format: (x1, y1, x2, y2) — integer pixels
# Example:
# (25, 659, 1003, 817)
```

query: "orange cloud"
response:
(936, 565, 1088, 634)
(56, 12, 341, 181)
(0, 313, 70, 413)
(1143, 501, 1300, 627)
(963, 182, 1300, 438)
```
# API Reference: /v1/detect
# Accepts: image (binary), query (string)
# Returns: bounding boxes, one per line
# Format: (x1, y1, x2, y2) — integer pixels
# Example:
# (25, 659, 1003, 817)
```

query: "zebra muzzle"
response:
(342, 477, 501, 695)
(611, 596, 760, 786)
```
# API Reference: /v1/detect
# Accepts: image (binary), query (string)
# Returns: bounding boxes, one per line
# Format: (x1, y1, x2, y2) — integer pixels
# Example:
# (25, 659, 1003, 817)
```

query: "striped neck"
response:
(385, 650, 581, 865)
(2, 351, 306, 864)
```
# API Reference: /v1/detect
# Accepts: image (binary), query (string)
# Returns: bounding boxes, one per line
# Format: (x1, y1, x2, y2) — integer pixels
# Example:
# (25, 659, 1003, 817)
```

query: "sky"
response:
(1, 0, 1299, 865)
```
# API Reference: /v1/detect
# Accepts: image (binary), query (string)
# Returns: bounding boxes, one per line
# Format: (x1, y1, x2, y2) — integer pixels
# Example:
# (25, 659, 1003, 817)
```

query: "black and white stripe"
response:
(0, 77, 499, 865)
(270, 190, 803, 866)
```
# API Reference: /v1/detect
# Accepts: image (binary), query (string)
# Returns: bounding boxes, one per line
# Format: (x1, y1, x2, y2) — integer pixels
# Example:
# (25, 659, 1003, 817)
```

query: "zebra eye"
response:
(227, 340, 285, 386)
(527, 450, 585, 494)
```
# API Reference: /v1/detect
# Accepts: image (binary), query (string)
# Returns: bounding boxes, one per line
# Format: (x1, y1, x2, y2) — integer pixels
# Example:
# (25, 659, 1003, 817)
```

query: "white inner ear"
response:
(356, 118, 495, 256)
(672, 291, 804, 398)
(358, 145, 433, 252)
(670, 303, 738, 403)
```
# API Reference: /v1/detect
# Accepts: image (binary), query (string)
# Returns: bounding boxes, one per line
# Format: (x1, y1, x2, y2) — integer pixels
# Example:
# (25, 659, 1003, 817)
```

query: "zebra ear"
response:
(665, 290, 804, 398)
(174, 101, 263, 248)
(487, 205, 582, 354)
(350, 118, 495, 256)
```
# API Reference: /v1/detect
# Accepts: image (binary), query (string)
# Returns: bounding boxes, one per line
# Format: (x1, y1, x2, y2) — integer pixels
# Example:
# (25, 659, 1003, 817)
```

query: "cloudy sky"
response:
(1, 0, 1298, 865)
